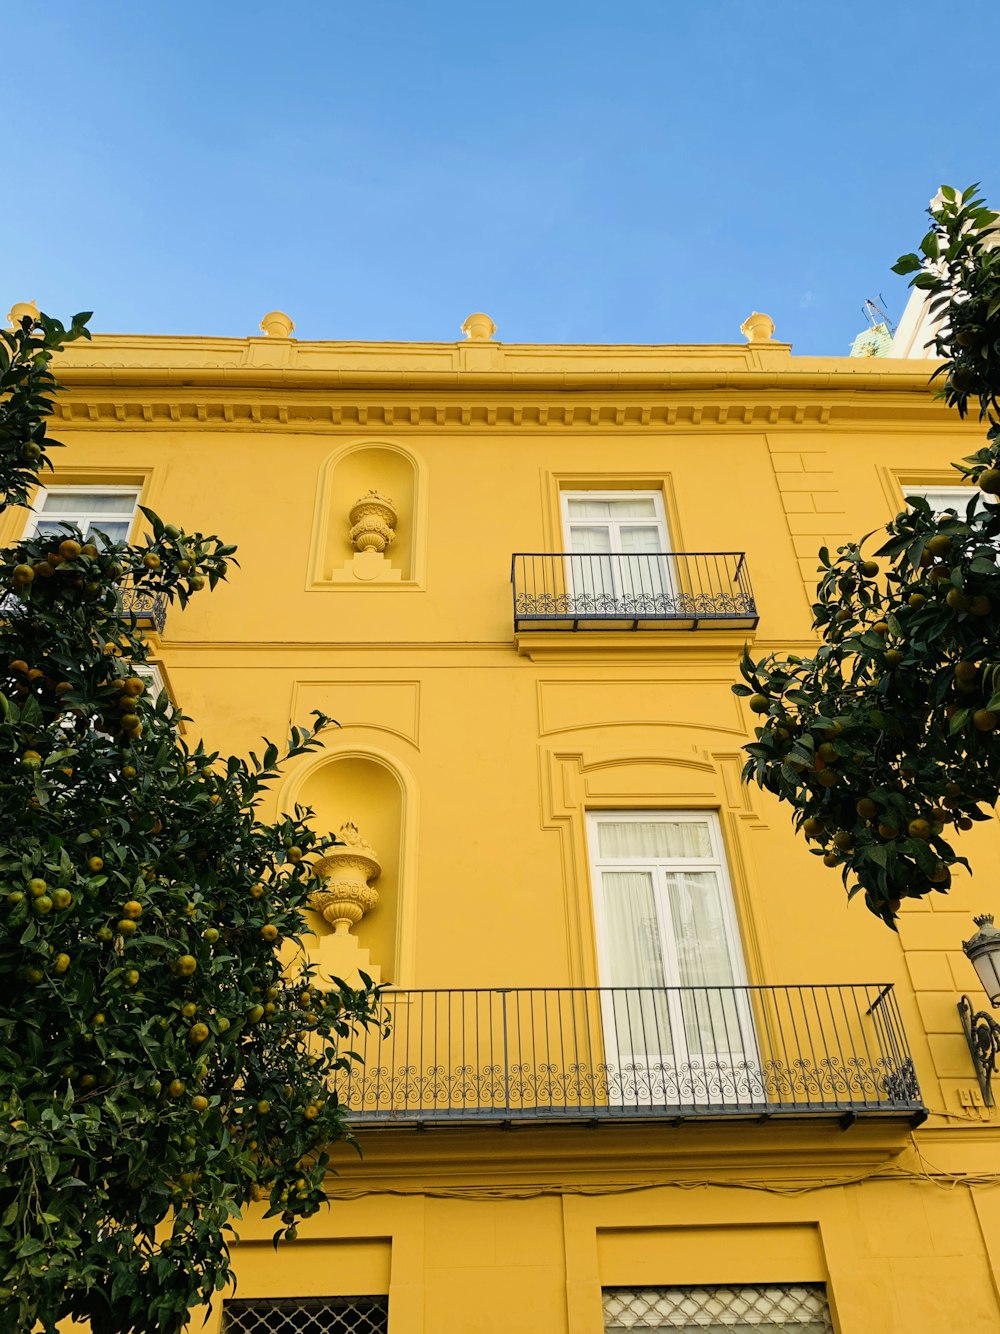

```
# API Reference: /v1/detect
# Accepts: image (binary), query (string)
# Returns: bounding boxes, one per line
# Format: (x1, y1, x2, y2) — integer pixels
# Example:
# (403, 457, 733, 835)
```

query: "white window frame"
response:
(902, 482, 983, 518)
(585, 809, 757, 1106)
(134, 662, 166, 700)
(586, 810, 748, 990)
(560, 489, 671, 552)
(560, 490, 674, 613)
(26, 484, 141, 545)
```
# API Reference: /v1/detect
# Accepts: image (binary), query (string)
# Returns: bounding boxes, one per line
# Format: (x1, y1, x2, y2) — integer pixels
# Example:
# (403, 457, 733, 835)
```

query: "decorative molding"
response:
(537, 746, 769, 989)
(349, 490, 397, 554)
(312, 820, 383, 933)
(49, 391, 971, 435)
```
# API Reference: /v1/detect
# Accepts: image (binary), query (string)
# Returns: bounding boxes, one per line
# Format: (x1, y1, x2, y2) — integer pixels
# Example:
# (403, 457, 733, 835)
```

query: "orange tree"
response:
(0, 313, 383, 1333)
(736, 186, 1000, 929)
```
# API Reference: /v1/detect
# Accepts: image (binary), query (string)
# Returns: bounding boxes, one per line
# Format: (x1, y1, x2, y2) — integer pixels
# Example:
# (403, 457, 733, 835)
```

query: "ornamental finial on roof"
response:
(461, 312, 496, 341)
(259, 310, 295, 338)
(740, 311, 775, 343)
(7, 301, 40, 330)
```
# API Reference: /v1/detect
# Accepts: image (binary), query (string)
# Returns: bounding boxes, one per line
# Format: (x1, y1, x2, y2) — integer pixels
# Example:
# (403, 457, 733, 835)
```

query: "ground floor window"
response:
(222, 1296, 389, 1334)
(603, 1285, 833, 1332)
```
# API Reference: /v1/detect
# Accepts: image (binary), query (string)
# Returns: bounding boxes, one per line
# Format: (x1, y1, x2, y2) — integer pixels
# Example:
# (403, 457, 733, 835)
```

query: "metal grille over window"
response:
(222, 1296, 389, 1334)
(603, 1285, 833, 1332)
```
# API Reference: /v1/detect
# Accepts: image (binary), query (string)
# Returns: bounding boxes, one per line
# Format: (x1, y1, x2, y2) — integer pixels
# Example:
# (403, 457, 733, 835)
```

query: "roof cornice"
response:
(49, 336, 958, 431)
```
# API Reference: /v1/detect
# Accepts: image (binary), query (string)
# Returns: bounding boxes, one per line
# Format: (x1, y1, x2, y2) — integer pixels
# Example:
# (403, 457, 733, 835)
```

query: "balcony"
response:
(119, 579, 167, 634)
(337, 984, 925, 1127)
(511, 552, 758, 632)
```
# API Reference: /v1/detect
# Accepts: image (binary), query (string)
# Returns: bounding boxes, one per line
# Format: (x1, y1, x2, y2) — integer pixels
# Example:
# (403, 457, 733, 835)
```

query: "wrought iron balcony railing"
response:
(1, 581, 168, 634)
(511, 552, 758, 631)
(118, 579, 168, 634)
(336, 984, 924, 1126)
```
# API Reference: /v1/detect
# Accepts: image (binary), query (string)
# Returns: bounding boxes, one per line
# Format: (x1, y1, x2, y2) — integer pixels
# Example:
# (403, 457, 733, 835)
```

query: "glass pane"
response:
(905, 486, 980, 517)
(568, 528, 614, 609)
(597, 820, 712, 860)
(602, 871, 673, 1060)
(665, 871, 734, 987)
(665, 870, 743, 1059)
(566, 496, 658, 519)
(618, 528, 669, 603)
(39, 490, 137, 515)
(568, 525, 613, 554)
(603, 872, 667, 987)
(619, 525, 663, 553)
(85, 521, 131, 545)
(566, 499, 614, 519)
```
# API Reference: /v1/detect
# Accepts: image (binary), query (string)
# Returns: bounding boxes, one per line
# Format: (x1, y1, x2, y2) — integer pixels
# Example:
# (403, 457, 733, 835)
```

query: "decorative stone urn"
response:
(349, 490, 397, 554)
(7, 300, 40, 330)
(740, 311, 775, 344)
(461, 311, 496, 341)
(259, 309, 295, 338)
(311, 821, 382, 935)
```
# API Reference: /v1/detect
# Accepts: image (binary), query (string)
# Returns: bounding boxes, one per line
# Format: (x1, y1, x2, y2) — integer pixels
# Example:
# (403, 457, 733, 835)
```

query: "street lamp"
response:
(958, 914, 1000, 1106)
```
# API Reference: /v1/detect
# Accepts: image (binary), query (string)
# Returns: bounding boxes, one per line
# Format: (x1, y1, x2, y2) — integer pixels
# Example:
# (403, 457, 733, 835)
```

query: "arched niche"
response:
(292, 749, 410, 984)
(309, 440, 423, 587)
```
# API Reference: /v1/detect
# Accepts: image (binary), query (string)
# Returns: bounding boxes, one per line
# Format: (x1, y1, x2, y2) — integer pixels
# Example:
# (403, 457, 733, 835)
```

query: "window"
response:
(902, 482, 982, 519)
(586, 811, 756, 1104)
(27, 486, 140, 547)
(222, 1296, 389, 1334)
(134, 662, 166, 700)
(603, 1285, 833, 1332)
(561, 491, 671, 553)
(561, 491, 673, 611)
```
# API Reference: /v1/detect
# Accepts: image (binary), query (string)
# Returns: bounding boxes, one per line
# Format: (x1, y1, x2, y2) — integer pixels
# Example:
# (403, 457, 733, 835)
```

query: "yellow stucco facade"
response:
(23, 314, 1000, 1332)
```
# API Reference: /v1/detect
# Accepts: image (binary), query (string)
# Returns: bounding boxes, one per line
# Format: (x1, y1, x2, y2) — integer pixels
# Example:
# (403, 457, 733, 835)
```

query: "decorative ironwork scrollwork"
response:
(958, 994, 1000, 1106)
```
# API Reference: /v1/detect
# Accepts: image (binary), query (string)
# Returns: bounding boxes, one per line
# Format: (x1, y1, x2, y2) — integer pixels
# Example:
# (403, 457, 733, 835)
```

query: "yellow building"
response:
(14, 304, 1000, 1333)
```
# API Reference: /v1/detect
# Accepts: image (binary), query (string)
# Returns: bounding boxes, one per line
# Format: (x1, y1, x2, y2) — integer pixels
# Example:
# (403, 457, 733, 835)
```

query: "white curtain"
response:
(566, 497, 657, 520)
(666, 869, 744, 1059)
(597, 820, 712, 860)
(567, 525, 614, 605)
(37, 491, 137, 546)
(602, 871, 673, 1060)
(39, 491, 136, 515)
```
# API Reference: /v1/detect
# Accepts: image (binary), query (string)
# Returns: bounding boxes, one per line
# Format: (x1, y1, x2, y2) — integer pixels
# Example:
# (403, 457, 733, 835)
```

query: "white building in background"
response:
(892, 287, 938, 358)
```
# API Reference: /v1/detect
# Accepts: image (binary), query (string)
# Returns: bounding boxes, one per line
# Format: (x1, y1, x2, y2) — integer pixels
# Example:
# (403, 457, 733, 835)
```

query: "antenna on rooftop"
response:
(862, 295, 896, 336)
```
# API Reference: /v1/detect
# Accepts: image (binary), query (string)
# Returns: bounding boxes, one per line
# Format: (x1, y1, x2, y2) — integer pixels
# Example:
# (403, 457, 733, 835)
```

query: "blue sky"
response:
(4, 2, 998, 354)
